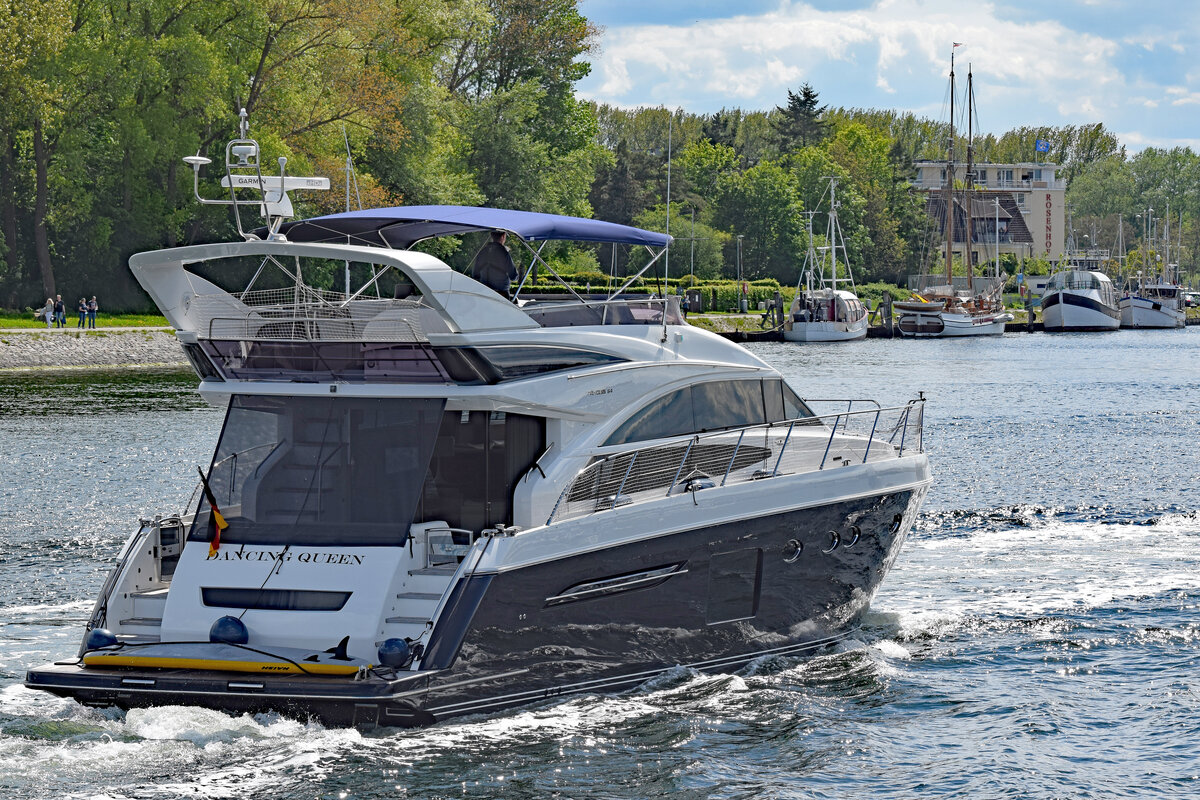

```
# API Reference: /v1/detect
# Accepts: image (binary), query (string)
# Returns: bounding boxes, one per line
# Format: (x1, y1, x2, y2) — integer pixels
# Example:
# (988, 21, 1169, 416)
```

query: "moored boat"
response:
(783, 179, 868, 343)
(1118, 271, 1185, 329)
(1042, 269, 1120, 332)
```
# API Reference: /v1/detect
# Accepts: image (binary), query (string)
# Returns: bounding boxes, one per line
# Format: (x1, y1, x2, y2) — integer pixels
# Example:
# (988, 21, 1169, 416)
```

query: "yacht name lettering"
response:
(206, 549, 364, 565)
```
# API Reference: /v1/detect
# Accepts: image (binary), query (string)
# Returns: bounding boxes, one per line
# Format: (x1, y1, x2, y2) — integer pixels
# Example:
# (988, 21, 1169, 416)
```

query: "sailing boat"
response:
(783, 177, 868, 342)
(897, 54, 1012, 338)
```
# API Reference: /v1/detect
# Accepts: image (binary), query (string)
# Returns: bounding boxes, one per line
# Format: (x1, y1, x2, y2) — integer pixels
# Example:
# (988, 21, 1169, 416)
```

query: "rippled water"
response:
(2, 330, 1198, 799)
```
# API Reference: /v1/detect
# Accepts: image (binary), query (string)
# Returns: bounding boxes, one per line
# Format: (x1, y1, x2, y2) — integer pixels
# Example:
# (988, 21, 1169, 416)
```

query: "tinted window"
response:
(418, 411, 545, 532)
(472, 346, 624, 382)
(605, 380, 797, 446)
(605, 387, 694, 445)
(192, 396, 445, 547)
(782, 383, 814, 420)
(693, 381, 765, 432)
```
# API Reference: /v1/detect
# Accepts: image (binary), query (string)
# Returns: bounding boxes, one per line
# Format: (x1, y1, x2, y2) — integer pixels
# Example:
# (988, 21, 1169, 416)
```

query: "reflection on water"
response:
(1, 332, 1199, 798)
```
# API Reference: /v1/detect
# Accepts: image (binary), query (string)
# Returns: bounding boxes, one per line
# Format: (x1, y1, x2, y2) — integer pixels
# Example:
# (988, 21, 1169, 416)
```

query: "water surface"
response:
(1, 330, 1197, 798)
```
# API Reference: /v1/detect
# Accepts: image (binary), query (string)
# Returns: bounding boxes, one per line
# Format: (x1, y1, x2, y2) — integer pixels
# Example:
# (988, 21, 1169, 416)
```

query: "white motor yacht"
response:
(1042, 269, 1120, 331)
(26, 117, 931, 728)
(1119, 273, 1185, 329)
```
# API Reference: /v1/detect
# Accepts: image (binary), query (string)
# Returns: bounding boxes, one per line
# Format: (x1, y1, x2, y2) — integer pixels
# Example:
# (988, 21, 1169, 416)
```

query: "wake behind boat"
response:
(25, 114, 931, 728)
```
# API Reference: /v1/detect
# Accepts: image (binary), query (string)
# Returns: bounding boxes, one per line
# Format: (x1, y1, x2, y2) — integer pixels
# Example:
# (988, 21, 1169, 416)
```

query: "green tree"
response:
(774, 83, 827, 152)
(634, 203, 729, 280)
(711, 161, 805, 283)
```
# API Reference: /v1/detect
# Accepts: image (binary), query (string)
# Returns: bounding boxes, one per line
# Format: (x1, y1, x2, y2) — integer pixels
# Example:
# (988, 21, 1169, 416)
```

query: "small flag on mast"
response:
(197, 466, 229, 557)
(1035, 138, 1051, 153)
(953, 42, 963, 48)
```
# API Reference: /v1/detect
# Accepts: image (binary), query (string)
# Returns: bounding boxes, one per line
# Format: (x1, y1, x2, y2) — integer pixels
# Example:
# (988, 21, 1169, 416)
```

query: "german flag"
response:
(197, 467, 229, 557)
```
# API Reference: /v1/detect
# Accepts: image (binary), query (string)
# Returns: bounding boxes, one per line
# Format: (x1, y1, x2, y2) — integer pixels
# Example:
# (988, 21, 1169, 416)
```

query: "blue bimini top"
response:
(275, 205, 673, 249)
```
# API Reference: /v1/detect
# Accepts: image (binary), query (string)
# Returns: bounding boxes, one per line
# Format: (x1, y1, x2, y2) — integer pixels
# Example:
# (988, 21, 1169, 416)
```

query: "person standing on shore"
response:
(77, 298, 87, 328)
(53, 295, 65, 327)
(40, 298, 54, 327)
(87, 296, 98, 328)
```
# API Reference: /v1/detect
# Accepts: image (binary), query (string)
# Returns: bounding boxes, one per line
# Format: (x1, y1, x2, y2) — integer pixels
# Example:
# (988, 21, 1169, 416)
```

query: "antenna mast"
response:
(944, 52, 956, 285)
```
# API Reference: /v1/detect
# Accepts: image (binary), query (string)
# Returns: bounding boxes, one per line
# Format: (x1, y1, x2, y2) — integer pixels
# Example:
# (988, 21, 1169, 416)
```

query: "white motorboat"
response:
(26, 114, 931, 728)
(1119, 272, 1185, 329)
(784, 179, 868, 343)
(1042, 269, 1120, 331)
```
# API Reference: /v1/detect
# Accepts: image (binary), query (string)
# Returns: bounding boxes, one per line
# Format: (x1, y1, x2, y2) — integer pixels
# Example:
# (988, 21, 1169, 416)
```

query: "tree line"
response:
(1, 1, 1196, 311)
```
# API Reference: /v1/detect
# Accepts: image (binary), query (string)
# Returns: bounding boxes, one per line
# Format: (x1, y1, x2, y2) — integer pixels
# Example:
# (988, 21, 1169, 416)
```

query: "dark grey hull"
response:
(27, 487, 923, 727)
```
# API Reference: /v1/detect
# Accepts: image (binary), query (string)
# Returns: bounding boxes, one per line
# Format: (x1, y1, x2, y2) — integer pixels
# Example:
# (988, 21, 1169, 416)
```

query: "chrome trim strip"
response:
(544, 566, 687, 605)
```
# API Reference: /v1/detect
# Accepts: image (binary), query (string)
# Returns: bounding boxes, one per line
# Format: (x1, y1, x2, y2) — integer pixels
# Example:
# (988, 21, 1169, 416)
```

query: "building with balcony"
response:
(912, 160, 1066, 263)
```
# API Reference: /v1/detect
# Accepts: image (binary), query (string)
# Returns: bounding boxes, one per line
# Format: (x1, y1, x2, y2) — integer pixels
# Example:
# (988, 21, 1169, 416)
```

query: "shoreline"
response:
(0, 327, 187, 371)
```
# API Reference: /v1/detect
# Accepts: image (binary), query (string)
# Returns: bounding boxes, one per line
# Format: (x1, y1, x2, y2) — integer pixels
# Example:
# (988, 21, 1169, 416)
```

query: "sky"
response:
(576, 0, 1200, 152)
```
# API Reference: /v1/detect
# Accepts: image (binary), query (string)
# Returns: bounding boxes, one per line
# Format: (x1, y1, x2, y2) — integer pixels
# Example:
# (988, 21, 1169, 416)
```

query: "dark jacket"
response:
(471, 242, 518, 296)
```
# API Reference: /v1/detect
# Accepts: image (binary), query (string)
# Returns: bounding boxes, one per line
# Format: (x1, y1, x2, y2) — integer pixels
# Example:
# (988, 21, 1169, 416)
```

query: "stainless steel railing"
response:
(547, 397, 925, 524)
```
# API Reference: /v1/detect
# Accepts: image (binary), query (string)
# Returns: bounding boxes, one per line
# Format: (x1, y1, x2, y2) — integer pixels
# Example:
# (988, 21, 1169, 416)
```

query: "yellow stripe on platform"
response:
(82, 653, 366, 676)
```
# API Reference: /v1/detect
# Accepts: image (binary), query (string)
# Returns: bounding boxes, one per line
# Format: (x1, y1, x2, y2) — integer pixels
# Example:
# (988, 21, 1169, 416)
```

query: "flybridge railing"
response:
(546, 397, 925, 524)
(188, 289, 429, 342)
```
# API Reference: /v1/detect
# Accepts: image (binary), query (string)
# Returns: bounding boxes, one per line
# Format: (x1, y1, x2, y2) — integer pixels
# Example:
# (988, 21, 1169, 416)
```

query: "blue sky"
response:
(576, 0, 1200, 151)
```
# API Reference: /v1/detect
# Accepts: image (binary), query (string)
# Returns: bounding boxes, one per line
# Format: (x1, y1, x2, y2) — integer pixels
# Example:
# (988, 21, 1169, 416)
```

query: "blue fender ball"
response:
(85, 628, 118, 650)
(209, 615, 249, 644)
(377, 638, 411, 668)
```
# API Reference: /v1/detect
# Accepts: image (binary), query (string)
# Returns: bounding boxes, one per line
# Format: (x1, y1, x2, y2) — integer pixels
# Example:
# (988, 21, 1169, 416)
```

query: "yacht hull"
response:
(1118, 296, 1185, 329)
(1042, 291, 1120, 331)
(27, 485, 925, 727)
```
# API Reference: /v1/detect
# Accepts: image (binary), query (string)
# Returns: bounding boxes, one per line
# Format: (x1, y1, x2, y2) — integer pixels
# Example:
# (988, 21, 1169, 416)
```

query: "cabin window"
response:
(192, 397, 547, 546)
(192, 396, 445, 547)
(604, 380, 814, 446)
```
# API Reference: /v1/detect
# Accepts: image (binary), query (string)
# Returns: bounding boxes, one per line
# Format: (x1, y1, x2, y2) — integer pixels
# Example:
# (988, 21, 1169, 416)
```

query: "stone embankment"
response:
(0, 328, 186, 370)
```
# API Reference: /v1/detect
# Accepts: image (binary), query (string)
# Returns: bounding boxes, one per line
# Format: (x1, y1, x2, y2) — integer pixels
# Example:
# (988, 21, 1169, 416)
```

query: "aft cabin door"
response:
(418, 411, 544, 533)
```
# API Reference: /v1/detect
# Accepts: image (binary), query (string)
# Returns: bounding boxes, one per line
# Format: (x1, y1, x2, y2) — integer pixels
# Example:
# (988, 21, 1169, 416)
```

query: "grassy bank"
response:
(0, 311, 169, 329)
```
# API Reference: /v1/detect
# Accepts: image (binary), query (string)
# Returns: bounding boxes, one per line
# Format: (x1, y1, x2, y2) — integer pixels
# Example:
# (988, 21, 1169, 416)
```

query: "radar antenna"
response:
(182, 109, 329, 241)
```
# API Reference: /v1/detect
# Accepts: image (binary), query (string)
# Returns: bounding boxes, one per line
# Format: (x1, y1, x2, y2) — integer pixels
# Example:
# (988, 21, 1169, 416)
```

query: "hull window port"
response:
(782, 539, 803, 563)
(845, 525, 861, 548)
(822, 530, 840, 554)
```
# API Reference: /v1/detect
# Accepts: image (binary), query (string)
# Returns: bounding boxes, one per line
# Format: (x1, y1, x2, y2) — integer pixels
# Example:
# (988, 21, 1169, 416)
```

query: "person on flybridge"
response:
(470, 229, 518, 298)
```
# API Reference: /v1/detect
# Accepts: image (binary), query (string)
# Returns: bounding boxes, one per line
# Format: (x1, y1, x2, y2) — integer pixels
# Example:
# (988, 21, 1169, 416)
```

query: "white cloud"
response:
(584, 0, 1124, 109)
(578, 0, 1200, 150)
